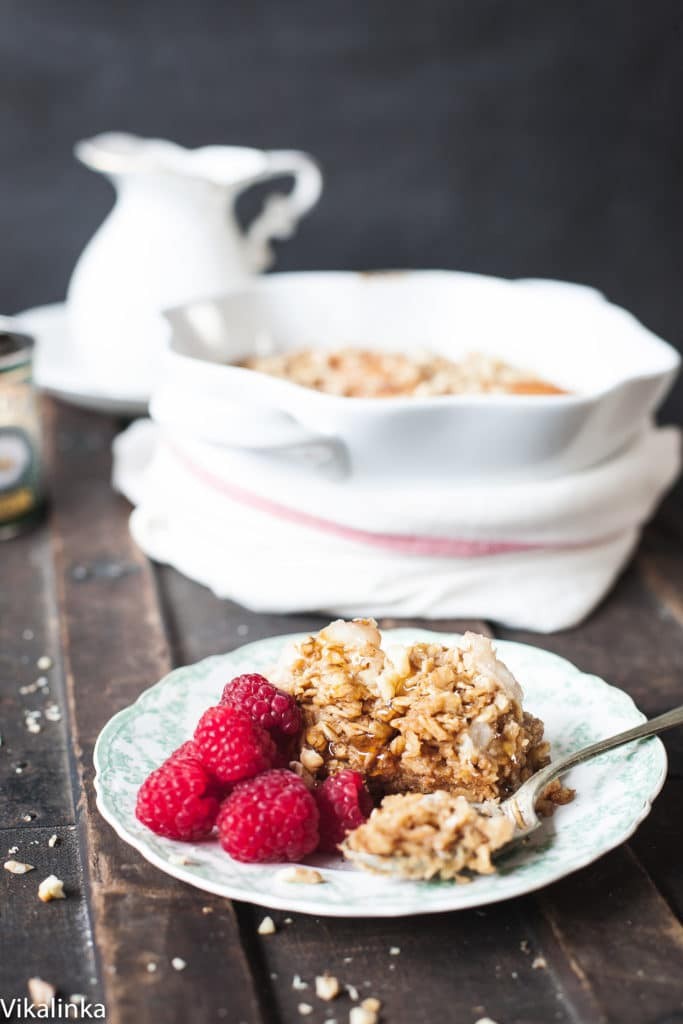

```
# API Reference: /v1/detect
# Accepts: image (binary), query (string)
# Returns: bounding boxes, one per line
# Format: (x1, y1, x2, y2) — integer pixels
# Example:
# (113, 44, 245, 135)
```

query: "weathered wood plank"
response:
(497, 517, 683, 1021)
(0, 525, 74, 828)
(630, 779, 683, 921)
(239, 896, 603, 1024)
(42, 400, 266, 1024)
(0, 824, 100, 1004)
(538, 846, 683, 1024)
(0, 512, 100, 1007)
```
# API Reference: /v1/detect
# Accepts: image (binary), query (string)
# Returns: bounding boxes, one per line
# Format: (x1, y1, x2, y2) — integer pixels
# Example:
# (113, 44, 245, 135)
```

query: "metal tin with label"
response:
(0, 321, 44, 539)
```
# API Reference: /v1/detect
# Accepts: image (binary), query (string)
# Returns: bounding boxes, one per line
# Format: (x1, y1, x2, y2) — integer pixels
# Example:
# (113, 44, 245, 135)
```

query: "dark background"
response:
(2, 0, 682, 417)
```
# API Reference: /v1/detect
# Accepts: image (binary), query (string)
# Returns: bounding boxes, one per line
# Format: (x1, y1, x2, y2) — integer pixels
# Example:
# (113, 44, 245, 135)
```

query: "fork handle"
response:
(528, 702, 683, 795)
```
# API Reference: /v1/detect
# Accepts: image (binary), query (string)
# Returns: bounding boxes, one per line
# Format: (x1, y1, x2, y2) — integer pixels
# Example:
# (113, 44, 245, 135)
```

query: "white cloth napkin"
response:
(113, 420, 680, 632)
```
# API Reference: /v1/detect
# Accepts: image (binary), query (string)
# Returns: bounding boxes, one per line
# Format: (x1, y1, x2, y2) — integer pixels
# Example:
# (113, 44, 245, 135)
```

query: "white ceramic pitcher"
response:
(66, 132, 322, 394)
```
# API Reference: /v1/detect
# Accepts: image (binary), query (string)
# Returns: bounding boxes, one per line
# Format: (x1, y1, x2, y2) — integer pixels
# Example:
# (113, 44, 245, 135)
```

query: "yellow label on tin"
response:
(0, 487, 33, 518)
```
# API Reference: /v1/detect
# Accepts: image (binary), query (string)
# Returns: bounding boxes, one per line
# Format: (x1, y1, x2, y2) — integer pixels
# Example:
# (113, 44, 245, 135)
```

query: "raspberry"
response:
(135, 759, 219, 841)
(164, 741, 228, 798)
(194, 705, 276, 784)
(314, 770, 373, 853)
(165, 740, 204, 766)
(217, 769, 319, 863)
(220, 673, 301, 739)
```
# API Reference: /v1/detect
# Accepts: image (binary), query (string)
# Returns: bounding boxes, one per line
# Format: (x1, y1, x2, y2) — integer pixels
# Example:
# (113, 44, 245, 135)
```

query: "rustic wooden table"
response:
(2, 399, 683, 1024)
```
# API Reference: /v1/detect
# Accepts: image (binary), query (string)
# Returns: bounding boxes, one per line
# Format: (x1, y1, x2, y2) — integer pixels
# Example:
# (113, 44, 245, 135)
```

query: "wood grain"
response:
(0, 509, 99, 1005)
(0, 525, 74, 828)
(0, 825, 100, 1004)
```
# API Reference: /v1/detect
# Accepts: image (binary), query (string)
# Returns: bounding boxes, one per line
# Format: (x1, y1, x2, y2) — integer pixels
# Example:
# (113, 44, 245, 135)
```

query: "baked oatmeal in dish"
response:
(240, 348, 567, 398)
(342, 791, 515, 881)
(272, 620, 551, 803)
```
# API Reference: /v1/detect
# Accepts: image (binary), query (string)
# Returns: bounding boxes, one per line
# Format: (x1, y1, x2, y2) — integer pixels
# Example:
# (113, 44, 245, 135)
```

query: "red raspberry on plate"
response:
(165, 740, 204, 766)
(217, 769, 319, 863)
(194, 705, 276, 784)
(220, 673, 302, 739)
(164, 740, 228, 798)
(135, 759, 220, 841)
(314, 770, 373, 853)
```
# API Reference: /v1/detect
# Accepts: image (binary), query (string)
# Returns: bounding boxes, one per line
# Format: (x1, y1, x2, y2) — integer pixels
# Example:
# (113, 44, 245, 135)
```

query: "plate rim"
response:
(93, 630, 668, 917)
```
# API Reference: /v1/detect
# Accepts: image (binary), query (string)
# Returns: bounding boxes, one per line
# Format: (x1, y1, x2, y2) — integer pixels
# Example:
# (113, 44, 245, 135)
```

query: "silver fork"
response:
(498, 703, 683, 844)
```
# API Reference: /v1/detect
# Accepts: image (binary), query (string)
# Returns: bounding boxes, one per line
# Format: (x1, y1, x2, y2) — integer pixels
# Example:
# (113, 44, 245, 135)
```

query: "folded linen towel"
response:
(112, 420, 680, 632)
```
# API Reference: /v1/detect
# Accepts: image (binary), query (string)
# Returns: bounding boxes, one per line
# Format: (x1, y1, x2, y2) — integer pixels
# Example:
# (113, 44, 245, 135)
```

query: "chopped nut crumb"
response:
(37, 656, 53, 671)
(257, 915, 276, 936)
(361, 998, 381, 1014)
(168, 853, 196, 866)
(8, 846, 19, 855)
(277, 866, 325, 885)
(520, 939, 530, 954)
(44, 703, 62, 723)
(146, 962, 157, 974)
(48, 835, 59, 848)
(315, 974, 340, 1001)
(531, 955, 547, 970)
(27, 978, 56, 1007)
(474, 1018, 500, 1024)
(201, 906, 213, 914)
(22, 813, 35, 822)
(300, 747, 325, 772)
(171, 957, 187, 971)
(343, 957, 353, 964)
(349, 1006, 378, 1024)
(284, 917, 293, 924)
(4, 860, 35, 874)
(346, 984, 359, 1001)
(389, 946, 400, 955)
(298, 1004, 313, 1016)
(292, 975, 309, 991)
(38, 875, 66, 902)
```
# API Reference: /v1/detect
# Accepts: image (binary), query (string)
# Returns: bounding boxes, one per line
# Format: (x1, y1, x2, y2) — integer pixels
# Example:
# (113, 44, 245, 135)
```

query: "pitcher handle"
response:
(243, 150, 323, 272)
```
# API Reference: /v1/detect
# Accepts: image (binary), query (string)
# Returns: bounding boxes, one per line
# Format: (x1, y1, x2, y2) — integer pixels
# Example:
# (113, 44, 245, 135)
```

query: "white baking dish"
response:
(151, 271, 680, 481)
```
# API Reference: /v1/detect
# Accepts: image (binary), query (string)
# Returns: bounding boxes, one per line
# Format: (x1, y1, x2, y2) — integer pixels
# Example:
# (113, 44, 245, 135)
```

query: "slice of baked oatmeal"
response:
(272, 620, 550, 801)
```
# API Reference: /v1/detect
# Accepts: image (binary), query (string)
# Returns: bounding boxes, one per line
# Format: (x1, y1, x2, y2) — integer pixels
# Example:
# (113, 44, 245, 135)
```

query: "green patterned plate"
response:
(94, 630, 667, 917)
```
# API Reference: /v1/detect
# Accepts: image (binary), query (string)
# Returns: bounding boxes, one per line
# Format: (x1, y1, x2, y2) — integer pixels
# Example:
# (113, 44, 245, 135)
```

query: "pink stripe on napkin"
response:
(170, 443, 546, 558)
